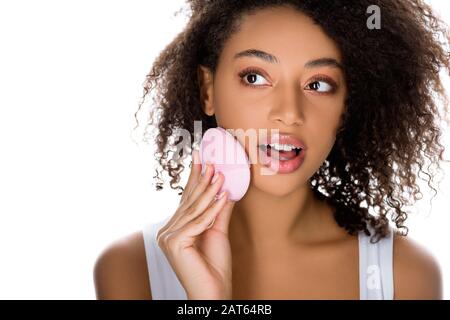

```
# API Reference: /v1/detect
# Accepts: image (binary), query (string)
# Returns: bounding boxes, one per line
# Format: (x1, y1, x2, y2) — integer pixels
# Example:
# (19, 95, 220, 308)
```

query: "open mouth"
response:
(258, 144, 303, 161)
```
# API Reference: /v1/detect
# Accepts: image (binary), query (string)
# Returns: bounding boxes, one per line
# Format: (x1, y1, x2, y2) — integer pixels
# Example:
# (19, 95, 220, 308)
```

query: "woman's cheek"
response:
(219, 105, 254, 128)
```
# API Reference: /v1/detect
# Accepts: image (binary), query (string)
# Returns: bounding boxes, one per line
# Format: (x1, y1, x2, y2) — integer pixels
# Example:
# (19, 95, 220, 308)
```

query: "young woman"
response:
(94, 0, 450, 299)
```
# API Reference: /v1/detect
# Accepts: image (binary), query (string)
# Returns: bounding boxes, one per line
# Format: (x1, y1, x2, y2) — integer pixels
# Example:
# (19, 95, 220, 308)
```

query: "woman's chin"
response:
(248, 164, 306, 196)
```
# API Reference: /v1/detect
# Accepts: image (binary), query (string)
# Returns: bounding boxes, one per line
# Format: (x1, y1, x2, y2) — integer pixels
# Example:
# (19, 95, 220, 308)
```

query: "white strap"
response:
(359, 225, 394, 300)
(142, 217, 188, 300)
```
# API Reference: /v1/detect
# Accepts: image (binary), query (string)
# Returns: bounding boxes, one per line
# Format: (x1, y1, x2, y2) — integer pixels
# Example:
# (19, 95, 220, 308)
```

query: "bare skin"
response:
(94, 6, 443, 300)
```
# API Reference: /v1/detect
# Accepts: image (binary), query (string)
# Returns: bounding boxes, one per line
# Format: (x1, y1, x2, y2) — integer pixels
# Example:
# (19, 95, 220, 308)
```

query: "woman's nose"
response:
(268, 90, 305, 126)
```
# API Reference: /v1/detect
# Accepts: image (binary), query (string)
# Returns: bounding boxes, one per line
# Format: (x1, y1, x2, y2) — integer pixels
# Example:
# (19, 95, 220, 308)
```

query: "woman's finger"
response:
(169, 172, 224, 232)
(157, 160, 213, 240)
(179, 149, 202, 205)
(166, 191, 229, 248)
(208, 199, 236, 234)
(182, 162, 215, 210)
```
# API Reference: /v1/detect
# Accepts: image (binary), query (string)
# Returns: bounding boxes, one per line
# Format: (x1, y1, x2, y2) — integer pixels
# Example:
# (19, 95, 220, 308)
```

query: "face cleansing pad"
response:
(199, 127, 250, 201)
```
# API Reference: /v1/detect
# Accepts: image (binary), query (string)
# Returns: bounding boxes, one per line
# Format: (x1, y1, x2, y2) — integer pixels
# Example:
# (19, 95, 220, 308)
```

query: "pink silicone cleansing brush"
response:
(199, 127, 250, 202)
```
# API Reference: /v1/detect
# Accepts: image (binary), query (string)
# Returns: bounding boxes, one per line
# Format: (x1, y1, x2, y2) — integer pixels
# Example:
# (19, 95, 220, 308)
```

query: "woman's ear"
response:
(197, 65, 215, 116)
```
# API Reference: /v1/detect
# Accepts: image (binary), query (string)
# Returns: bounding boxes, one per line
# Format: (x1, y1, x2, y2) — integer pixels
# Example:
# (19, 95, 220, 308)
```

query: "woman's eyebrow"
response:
(233, 49, 344, 70)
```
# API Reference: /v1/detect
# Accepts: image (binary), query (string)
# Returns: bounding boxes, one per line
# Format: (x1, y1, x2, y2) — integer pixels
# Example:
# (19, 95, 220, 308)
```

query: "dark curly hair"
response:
(133, 0, 450, 243)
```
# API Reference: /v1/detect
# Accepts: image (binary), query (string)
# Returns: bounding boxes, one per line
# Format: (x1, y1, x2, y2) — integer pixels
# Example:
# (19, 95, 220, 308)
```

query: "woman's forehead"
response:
(220, 7, 343, 66)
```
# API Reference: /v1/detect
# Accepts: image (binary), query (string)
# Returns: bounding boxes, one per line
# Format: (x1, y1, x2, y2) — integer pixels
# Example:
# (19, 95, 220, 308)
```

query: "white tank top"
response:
(142, 216, 394, 300)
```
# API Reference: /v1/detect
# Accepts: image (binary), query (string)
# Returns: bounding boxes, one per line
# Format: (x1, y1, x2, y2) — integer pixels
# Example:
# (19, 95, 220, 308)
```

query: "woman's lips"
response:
(257, 144, 306, 174)
(259, 144, 299, 160)
(261, 133, 308, 150)
(253, 131, 307, 173)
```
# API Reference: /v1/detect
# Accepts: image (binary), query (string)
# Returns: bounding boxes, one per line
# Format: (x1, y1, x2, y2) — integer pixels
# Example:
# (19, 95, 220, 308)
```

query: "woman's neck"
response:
(228, 185, 340, 254)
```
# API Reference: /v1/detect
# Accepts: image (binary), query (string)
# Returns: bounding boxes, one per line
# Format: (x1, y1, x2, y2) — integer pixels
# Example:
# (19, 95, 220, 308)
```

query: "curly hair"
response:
(133, 0, 450, 243)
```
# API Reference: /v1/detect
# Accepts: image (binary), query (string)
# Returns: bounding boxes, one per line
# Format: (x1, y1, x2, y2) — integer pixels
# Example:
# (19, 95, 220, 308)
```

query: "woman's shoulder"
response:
(93, 229, 152, 300)
(392, 230, 443, 299)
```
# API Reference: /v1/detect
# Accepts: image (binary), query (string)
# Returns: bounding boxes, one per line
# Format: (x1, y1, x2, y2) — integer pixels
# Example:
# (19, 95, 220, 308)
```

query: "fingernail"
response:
(217, 191, 226, 199)
(191, 150, 196, 164)
(202, 162, 210, 176)
(211, 172, 220, 184)
(193, 149, 200, 165)
(206, 162, 213, 173)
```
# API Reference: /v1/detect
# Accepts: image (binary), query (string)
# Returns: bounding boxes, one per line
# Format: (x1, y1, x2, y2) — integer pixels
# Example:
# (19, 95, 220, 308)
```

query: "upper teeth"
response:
(265, 143, 300, 151)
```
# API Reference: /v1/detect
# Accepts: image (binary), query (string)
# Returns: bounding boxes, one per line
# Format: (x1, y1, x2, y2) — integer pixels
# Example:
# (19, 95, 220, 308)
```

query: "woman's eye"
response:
(239, 70, 270, 87)
(239, 69, 337, 93)
(305, 80, 335, 93)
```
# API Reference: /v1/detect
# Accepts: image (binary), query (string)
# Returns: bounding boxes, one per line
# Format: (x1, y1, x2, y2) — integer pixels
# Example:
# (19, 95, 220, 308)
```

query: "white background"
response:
(0, 0, 449, 299)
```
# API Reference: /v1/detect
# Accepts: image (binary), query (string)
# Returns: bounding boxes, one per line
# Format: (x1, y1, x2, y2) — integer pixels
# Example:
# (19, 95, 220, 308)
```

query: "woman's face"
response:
(198, 5, 347, 197)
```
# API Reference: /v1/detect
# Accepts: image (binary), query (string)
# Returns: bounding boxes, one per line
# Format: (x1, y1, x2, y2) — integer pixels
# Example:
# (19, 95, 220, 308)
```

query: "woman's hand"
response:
(156, 149, 236, 300)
